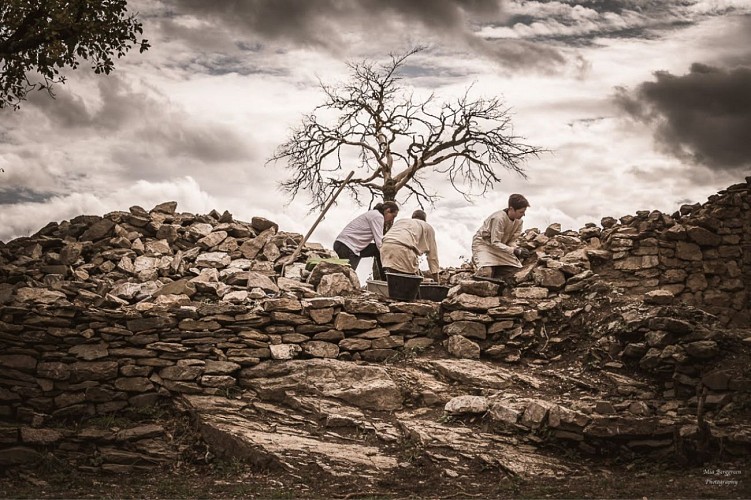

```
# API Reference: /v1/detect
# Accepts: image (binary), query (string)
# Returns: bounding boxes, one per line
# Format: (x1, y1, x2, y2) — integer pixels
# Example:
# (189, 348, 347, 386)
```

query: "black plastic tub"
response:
(418, 284, 450, 302)
(385, 272, 423, 301)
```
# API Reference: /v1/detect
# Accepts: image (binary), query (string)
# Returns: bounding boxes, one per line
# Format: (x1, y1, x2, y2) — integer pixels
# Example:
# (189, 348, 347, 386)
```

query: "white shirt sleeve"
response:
(369, 211, 385, 249)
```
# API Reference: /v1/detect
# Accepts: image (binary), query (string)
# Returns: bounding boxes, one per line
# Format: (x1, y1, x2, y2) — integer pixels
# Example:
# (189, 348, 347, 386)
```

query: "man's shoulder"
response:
(363, 210, 383, 221)
(490, 209, 508, 221)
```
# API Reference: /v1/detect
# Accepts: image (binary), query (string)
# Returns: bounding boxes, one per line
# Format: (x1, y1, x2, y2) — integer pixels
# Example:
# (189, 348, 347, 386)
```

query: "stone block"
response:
(443, 321, 487, 340)
(446, 335, 480, 359)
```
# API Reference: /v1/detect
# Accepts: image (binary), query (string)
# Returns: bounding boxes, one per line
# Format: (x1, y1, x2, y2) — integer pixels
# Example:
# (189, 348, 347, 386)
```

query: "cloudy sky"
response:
(1, 0, 750, 280)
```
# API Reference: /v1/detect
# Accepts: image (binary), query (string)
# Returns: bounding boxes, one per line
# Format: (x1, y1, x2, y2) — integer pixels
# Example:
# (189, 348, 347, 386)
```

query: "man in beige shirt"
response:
(472, 194, 531, 281)
(381, 210, 440, 282)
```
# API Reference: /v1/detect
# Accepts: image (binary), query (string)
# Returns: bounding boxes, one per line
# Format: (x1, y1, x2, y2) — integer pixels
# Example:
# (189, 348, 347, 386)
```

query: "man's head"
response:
(411, 209, 427, 221)
(507, 194, 529, 221)
(375, 201, 400, 223)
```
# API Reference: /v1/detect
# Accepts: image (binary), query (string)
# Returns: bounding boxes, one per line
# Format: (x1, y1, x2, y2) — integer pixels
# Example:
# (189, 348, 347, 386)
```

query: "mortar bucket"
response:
(385, 272, 422, 301)
(418, 284, 450, 302)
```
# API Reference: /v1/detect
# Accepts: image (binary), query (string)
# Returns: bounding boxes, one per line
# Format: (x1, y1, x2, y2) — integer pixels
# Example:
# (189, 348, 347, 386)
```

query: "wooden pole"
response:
(281, 171, 355, 274)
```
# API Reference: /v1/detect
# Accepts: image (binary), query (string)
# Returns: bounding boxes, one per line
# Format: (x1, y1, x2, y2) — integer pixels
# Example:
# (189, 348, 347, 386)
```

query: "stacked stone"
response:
(0, 293, 444, 420)
(441, 280, 536, 362)
(0, 422, 179, 471)
(592, 302, 750, 412)
(258, 296, 441, 363)
(599, 177, 750, 326)
(445, 393, 750, 456)
(1, 181, 749, 470)
(438, 227, 608, 363)
(0, 201, 350, 311)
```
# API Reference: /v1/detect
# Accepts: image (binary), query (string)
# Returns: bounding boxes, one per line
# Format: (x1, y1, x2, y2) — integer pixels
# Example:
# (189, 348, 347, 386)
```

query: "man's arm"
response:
(488, 215, 515, 253)
(367, 211, 385, 249)
(425, 225, 440, 278)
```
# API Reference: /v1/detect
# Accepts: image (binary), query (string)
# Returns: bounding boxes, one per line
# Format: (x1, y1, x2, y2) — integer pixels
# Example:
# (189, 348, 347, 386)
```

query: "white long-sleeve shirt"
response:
(335, 209, 385, 253)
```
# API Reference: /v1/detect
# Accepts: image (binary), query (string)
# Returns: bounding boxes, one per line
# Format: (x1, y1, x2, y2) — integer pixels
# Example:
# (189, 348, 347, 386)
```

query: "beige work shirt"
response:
(471, 209, 523, 268)
(380, 219, 440, 275)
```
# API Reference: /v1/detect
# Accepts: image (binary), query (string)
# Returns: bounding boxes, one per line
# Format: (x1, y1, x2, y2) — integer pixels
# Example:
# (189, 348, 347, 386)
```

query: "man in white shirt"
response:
(472, 194, 531, 281)
(381, 210, 441, 282)
(334, 201, 399, 271)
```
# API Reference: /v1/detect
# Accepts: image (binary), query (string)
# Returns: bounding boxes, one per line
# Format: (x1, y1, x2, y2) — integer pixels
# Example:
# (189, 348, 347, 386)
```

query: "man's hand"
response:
(514, 247, 531, 260)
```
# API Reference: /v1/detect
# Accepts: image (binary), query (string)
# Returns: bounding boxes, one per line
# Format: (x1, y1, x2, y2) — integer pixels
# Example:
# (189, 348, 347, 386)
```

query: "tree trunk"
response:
(372, 181, 397, 280)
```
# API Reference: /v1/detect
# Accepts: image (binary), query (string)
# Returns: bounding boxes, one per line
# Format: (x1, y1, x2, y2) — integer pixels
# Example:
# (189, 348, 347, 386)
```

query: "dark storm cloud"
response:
(134, 121, 252, 164)
(25, 87, 93, 129)
(0, 188, 54, 205)
(26, 78, 144, 131)
(22, 76, 252, 166)
(615, 62, 751, 171)
(159, 0, 566, 69)
(168, 0, 503, 46)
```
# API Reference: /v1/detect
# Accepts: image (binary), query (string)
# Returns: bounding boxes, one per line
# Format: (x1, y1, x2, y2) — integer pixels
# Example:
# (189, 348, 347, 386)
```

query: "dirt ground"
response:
(2, 455, 749, 499)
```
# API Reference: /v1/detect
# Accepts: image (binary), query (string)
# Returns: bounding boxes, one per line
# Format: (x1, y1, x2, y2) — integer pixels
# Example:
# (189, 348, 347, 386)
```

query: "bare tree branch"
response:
(267, 47, 543, 211)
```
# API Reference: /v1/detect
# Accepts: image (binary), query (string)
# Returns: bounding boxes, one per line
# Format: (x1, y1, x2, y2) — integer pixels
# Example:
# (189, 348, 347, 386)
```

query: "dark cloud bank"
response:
(616, 62, 751, 171)
(168, 0, 503, 45)
(161, 0, 564, 70)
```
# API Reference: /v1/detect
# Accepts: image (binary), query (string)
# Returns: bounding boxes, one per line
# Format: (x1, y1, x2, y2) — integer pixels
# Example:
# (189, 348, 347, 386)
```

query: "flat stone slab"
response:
(426, 359, 542, 390)
(396, 415, 578, 477)
(179, 395, 398, 478)
(238, 358, 403, 411)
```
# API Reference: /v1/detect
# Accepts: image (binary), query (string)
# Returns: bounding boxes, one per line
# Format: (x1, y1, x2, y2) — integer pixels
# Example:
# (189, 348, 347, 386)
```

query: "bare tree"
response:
(269, 48, 542, 210)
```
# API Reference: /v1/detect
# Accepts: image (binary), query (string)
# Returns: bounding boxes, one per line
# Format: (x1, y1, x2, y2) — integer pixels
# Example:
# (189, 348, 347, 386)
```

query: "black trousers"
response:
(334, 241, 383, 275)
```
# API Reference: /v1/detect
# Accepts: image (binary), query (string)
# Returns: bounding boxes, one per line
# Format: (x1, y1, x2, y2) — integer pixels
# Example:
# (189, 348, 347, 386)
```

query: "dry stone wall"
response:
(0, 178, 749, 469)
(595, 178, 751, 326)
(0, 297, 441, 421)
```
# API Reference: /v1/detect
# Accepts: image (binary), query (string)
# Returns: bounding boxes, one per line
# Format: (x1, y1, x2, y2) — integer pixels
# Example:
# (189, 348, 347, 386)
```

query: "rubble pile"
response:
(0, 201, 359, 309)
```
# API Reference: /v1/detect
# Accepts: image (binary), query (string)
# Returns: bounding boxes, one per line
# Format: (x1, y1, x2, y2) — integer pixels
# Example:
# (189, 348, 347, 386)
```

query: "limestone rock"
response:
(450, 281, 500, 298)
(446, 335, 480, 359)
(684, 340, 719, 359)
(533, 268, 566, 289)
(512, 287, 548, 300)
(15, 287, 68, 305)
(204, 361, 241, 375)
(444, 293, 501, 311)
(686, 226, 721, 246)
(195, 252, 231, 268)
(151, 201, 178, 214)
(443, 321, 487, 340)
(488, 402, 522, 424)
(318, 273, 359, 296)
(303, 341, 339, 359)
(521, 401, 554, 429)
(270, 344, 302, 360)
(80, 219, 116, 241)
(444, 395, 488, 415)
(239, 228, 276, 260)
(239, 359, 403, 411)
(308, 261, 360, 288)
(644, 289, 674, 305)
